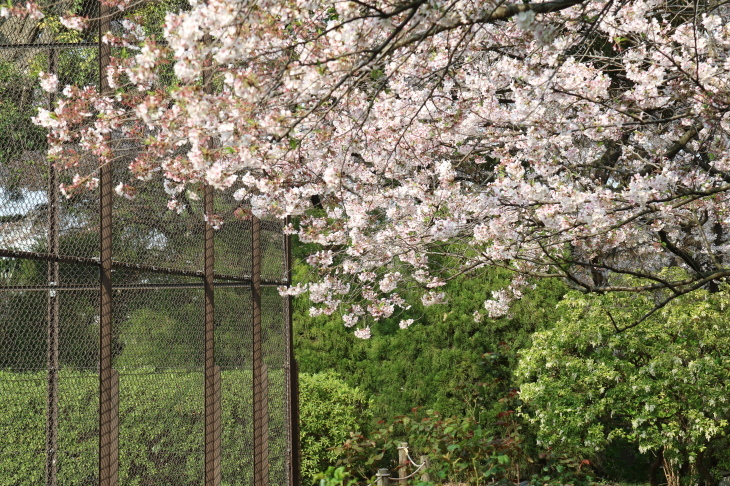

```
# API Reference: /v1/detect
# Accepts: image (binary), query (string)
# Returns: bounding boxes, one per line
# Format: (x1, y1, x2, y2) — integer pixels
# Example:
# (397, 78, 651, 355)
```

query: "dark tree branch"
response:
(614, 270, 730, 333)
(657, 230, 703, 274)
(664, 125, 697, 160)
(394, 0, 588, 50)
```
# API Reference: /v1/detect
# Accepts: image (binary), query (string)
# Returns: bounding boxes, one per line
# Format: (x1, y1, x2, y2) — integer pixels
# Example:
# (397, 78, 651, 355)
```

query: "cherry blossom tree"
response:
(8, 0, 730, 333)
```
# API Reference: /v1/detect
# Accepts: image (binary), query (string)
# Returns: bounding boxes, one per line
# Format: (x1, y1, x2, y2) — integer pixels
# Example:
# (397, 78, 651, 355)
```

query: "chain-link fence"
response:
(0, 3, 299, 485)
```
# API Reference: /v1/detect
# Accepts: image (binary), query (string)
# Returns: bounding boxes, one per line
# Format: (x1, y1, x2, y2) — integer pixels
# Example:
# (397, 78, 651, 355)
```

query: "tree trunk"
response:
(649, 449, 663, 486)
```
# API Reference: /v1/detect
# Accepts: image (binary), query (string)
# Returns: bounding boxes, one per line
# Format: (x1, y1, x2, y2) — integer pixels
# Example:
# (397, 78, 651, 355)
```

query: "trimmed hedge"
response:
(1, 369, 284, 485)
(0, 370, 369, 486)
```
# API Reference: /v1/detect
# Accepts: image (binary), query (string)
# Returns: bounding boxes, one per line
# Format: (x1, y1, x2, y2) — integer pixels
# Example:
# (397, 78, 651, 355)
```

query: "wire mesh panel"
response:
(0, 269, 46, 483)
(56, 371, 99, 485)
(113, 284, 207, 485)
(215, 193, 253, 280)
(0, 272, 50, 370)
(262, 287, 288, 486)
(261, 219, 286, 283)
(117, 370, 205, 485)
(0, 373, 46, 484)
(113, 172, 206, 274)
(0, 2, 298, 484)
(217, 286, 254, 486)
(0, 31, 53, 258)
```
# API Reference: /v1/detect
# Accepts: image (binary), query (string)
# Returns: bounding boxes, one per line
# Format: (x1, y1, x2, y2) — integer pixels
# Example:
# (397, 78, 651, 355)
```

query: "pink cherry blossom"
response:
(12, 0, 730, 333)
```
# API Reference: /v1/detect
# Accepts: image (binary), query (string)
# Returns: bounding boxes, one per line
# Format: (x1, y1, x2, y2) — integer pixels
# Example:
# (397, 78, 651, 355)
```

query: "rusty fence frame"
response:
(0, 2, 301, 485)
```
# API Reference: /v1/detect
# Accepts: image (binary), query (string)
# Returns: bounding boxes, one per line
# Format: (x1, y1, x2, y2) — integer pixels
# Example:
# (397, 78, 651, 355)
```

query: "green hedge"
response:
(0, 369, 283, 485)
(0, 370, 368, 485)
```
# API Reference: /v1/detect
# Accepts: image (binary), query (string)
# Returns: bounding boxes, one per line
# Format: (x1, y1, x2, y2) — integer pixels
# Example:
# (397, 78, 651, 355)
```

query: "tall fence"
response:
(0, 3, 299, 485)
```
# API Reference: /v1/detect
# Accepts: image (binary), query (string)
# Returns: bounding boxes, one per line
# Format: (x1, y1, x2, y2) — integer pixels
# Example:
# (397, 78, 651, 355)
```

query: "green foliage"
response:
(0, 369, 364, 485)
(293, 259, 567, 422)
(299, 372, 372, 485)
(0, 370, 276, 485)
(313, 466, 357, 486)
(0, 60, 46, 177)
(332, 409, 524, 486)
(115, 307, 202, 368)
(517, 279, 730, 481)
(134, 0, 190, 39)
(0, 254, 98, 370)
(529, 450, 601, 486)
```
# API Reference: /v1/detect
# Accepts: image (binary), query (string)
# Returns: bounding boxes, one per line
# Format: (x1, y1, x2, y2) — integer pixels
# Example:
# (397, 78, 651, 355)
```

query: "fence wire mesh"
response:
(0, 3, 298, 485)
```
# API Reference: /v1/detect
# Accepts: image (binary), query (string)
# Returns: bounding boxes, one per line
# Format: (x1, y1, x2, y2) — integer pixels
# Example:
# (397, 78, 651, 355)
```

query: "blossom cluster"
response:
(17, 0, 730, 336)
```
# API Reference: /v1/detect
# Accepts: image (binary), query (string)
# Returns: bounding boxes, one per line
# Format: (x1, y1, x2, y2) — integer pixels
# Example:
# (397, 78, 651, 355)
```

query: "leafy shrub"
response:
(299, 372, 372, 485)
(293, 260, 568, 422)
(332, 409, 525, 486)
(517, 280, 730, 484)
(314, 466, 358, 486)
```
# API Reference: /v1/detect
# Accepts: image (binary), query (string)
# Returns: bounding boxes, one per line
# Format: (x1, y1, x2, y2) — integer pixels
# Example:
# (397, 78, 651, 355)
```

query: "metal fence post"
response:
(252, 216, 269, 486)
(98, 2, 118, 484)
(45, 45, 59, 486)
(204, 183, 221, 486)
(289, 359, 301, 486)
(284, 215, 301, 486)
